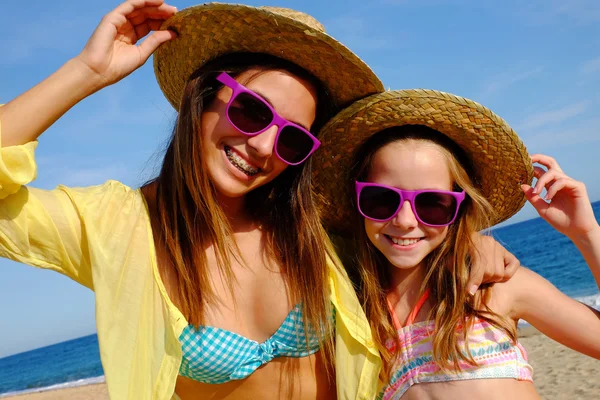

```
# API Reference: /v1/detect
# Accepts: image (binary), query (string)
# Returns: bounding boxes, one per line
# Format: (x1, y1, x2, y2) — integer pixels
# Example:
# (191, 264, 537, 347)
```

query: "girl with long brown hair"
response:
(0, 2, 520, 399)
(312, 90, 600, 399)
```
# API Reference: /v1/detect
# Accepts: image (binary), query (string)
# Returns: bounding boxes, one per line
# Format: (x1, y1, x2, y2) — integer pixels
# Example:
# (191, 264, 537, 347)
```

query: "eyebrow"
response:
(251, 88, 312, 131)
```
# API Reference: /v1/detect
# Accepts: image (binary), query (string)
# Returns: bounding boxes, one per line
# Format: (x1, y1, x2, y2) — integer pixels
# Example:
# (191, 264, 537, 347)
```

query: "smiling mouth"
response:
(385, 235, 422, 246)
(224, 146, 260, 176)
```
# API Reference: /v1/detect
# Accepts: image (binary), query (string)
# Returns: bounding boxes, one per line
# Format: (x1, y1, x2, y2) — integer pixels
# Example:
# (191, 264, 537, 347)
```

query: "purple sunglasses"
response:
(216, 72, 321, 166)
(355, 181, 466, 227)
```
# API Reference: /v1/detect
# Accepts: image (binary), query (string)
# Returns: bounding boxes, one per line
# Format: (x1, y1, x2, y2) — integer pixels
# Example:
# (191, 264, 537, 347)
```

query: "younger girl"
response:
(312, 90, 600, 399)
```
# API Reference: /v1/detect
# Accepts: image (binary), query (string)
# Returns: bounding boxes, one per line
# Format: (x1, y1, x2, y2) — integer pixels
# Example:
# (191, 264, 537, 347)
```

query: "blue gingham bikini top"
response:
(178, 303, 329, 384)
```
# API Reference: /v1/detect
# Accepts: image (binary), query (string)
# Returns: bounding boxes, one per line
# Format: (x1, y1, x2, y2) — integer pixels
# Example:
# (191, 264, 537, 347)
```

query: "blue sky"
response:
(0, 0, 599, 358)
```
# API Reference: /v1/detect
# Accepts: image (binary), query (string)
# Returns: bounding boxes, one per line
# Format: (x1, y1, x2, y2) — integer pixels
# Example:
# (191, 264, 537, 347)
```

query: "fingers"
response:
(106, 1, 177, 42)
(501, 247, 520, 282)
(114, 0, 177, 17)
(531, 154, 573, 196)
(128, 5, 178, 25)
(531, 153, 563, 172)
(466, 263, 484, 296)
(545, 178, 587, 201)
(133, 18, 166, 41)
(468, 235, 518, 294)
(468, 235, 492, 295)
(137, 29, 177, 61)
(533, 167, 563, 195)
(521, 184, 549, 214)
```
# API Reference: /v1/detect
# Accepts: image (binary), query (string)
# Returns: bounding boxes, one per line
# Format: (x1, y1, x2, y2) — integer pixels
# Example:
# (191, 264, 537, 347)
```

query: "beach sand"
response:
(518, 325, 600, 399)
(4, 328, 599, 399)
(3, 383, 108, 400)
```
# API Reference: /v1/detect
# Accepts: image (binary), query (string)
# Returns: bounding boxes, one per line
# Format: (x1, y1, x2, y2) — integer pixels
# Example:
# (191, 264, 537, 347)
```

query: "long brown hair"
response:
(348, 125, 517, 382)
(147, 53, 338, 371)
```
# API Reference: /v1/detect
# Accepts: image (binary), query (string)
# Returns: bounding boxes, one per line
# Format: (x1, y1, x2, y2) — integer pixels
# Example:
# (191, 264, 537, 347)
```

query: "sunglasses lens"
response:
(415, 192, 458, 225)
(276, 126, 315, 164)
(228, 92, 273, 133)
(359, 186, 401, 220)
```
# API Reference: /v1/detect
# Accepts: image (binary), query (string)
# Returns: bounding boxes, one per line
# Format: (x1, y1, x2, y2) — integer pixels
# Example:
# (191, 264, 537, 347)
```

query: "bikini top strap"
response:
(405, 289, 430, 326)
(386, 297, 403, 330)
(387, 289, 431, 329)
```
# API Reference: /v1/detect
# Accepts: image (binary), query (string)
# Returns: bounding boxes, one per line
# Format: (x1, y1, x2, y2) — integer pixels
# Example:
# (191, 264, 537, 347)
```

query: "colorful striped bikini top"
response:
(178, 304, 328, 384)
(379, 290, 533, 400)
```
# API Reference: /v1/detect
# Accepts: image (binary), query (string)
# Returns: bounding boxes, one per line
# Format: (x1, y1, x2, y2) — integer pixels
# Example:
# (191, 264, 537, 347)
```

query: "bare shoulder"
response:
(484, 267, 543, 321)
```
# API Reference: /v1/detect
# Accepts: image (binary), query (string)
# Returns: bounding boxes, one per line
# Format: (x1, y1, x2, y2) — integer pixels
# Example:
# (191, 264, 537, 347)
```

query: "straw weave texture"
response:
(154, 3, 383, 109)
(312, 89, 534, 233)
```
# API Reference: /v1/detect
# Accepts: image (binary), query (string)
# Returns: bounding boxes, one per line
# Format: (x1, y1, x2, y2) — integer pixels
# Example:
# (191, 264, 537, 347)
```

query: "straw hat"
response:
(153, 3, 383, 110)
(312, 89, 534, 233)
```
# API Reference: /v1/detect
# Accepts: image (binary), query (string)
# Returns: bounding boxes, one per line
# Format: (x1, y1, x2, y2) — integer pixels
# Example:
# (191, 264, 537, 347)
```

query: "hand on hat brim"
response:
(76, 0, 178, 90)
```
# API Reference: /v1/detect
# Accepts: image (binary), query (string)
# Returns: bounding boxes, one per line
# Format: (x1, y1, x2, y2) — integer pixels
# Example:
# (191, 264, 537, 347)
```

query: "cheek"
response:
(201, 108, 238, 144)
(271, 157, 288, 175)
(364, 219, 383, 244)
(425, 226, 449, 247)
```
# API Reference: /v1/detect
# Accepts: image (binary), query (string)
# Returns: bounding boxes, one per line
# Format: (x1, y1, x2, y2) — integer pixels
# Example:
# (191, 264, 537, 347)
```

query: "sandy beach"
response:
(518, 325, 600, 399)
(3, 327, 599, 399)
(2, 383, 108, 400)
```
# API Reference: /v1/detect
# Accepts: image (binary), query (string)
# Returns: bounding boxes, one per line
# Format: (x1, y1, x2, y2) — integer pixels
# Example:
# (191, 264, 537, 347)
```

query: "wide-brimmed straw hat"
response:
(312, 89, 534, 234)
(153, 3, 384, 110)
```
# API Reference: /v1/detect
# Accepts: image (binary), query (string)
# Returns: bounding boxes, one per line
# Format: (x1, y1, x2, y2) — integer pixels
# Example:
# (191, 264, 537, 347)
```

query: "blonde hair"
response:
(348, 125, 517, 383)
(148, 53, 338, 378)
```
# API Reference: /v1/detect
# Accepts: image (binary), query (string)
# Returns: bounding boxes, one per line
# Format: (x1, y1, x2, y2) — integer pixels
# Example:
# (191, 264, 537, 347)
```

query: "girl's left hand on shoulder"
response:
(522, 154, 599, 240)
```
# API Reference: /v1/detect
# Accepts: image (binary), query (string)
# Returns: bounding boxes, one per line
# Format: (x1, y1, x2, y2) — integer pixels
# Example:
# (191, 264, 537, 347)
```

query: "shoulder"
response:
(486, 267, 548, 321)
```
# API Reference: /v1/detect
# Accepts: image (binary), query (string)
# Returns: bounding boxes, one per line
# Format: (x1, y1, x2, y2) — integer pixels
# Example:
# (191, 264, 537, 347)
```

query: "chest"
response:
(158, 228, 294, 343)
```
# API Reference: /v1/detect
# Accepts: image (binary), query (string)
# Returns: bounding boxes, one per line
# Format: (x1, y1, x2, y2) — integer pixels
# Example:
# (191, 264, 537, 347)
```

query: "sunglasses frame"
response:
(216, 72, 321, 166)
(355, 181, 466, 227)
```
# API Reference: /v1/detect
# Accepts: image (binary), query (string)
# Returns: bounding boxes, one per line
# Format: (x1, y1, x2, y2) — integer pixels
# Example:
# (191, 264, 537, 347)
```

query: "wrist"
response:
(571, 224, 600, 248)
(63, 57, 109, 98)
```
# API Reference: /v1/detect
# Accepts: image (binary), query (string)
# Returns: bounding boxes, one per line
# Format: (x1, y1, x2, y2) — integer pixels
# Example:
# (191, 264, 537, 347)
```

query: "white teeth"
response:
(225, 146, 260, 176)
(390, 237, 421, 246)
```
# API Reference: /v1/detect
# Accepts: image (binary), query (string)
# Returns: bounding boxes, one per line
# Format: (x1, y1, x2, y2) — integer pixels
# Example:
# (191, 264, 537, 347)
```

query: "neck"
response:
(387, 262, 428, 313)
(215, 191, 257, 232)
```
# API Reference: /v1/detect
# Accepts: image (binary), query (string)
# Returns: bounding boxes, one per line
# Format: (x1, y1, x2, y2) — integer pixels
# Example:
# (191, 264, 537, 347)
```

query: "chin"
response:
(386, 255, 426, 270)
(214, 180, 254, 198)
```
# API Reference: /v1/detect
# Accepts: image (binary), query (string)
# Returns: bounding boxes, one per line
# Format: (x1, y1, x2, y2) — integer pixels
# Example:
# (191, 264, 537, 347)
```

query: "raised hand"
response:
(75, 0, 177, 88)
(521, 154, 598, 240)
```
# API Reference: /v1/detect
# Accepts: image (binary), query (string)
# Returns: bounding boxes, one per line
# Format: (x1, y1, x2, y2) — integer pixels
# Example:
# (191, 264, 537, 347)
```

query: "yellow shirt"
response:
(0, 126, 381, 399)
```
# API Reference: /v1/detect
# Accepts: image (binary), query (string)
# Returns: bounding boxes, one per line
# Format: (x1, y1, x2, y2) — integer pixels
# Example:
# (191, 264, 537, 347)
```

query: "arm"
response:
(506, 267, 600, 359)
(571, 226, 600, 289)
(499, 153, 600, 358)
(0, 114, 138, 288)
(0, 0, 177, 147)
(522, 153, 600, 290)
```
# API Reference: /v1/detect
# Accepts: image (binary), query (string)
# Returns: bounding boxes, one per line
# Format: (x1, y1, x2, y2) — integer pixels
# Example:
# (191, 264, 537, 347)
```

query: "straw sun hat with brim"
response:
(153, 3, 384, 110)
(312, 89, 535, 234)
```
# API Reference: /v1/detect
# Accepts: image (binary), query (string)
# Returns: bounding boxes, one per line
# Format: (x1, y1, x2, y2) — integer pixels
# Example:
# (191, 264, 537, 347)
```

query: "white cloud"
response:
(325, 16, 393, 52)
(480, 67, 544, 97)
(521, 117, 600, 150)
(0, 19, 88, 65)
(517, 102, 589, 131)
(547, 0, 600, 24)
(378, 0, 468, 5)
(581, 57, 600, 75)
(506, 0, 600, 25)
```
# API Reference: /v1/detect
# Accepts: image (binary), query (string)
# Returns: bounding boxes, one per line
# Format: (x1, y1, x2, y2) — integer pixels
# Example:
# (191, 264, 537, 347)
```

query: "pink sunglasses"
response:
(355, 181, 466, 227)
(216, 72, 321, 166)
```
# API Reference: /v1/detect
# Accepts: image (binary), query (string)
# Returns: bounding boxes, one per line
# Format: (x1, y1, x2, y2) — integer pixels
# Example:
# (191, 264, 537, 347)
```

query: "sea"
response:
(1, 201, 599, 397)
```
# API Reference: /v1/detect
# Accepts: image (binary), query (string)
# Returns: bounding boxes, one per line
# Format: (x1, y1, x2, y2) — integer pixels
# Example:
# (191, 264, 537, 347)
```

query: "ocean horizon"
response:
(1, 201, 599, 397)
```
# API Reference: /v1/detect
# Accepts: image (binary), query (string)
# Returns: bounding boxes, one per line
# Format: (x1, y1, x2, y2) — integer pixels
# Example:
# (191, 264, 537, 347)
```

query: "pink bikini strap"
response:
(405, 289, 430, 326)
(387, 289, 431, 329)
(386, 297, 403, 330)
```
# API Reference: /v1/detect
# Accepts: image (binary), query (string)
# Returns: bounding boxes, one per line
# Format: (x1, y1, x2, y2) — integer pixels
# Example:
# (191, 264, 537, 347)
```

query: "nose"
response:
(246, 125, 279, 159)
(390, 200, 418, 229)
